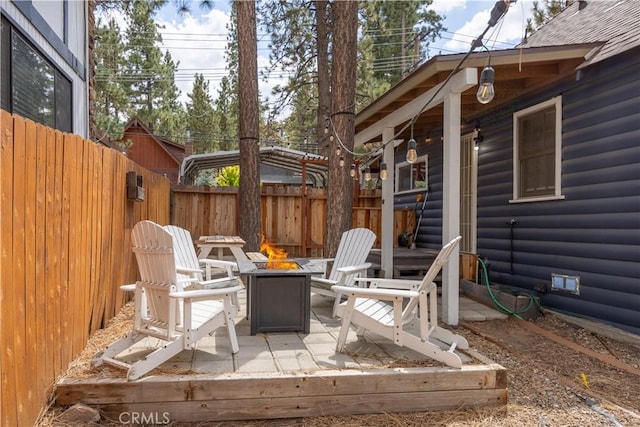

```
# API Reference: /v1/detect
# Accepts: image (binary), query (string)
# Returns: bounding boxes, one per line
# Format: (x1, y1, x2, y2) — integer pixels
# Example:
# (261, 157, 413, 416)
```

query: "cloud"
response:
(442, 1, 533, 52)
(431, 0, 467, 14)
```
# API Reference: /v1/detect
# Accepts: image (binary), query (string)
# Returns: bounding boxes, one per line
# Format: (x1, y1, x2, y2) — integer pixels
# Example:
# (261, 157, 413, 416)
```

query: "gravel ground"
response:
(42, 308, 640, 426)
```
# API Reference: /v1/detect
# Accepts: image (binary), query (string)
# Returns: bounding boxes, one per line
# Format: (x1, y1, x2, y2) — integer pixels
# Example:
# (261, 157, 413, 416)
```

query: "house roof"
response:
(123, 117, 186, 165)
(523, 0, 640, 66)
(180, 145, 329, 187)
(355, 0, 640, 146)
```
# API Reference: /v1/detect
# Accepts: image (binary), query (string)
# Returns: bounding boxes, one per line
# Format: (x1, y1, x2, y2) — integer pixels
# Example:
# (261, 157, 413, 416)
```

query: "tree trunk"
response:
(325, 0, 357, 257)
(236, 0, 262, 251)
(315, 0, 331, 152)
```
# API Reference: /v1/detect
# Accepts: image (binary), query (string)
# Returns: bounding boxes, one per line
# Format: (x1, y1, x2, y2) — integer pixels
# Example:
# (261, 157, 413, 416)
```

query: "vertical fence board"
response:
(24, 119, 38, 419)
(59, 133, 71, 365)
(12, 116, 27, 422)
(12, 115, 28, 419)
(34, 122, 48, 409)
(1, 110, 17, 427)
(53, 130, 65, 374)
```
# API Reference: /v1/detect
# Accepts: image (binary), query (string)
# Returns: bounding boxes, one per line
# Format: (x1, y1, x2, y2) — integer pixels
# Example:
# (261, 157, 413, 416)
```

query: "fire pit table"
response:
(238, 258, 324, 335)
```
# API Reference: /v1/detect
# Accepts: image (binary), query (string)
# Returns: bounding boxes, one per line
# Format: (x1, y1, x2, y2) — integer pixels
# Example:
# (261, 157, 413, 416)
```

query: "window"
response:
(395, 155, 428, 193)
(0, 16, 72, 132)
(512, 97, 563, 202)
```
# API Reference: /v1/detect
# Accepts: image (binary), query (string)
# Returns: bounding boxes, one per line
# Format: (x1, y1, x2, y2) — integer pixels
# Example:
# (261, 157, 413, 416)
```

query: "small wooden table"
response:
(196, 235, 248, 261)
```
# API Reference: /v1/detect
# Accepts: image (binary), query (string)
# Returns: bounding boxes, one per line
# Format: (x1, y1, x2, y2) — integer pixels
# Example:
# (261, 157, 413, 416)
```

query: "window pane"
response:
(1, 17, 10, 111)
(518, 106, 556, 197)
(12, 30, 55, 127)
(55, 70, 72, 132)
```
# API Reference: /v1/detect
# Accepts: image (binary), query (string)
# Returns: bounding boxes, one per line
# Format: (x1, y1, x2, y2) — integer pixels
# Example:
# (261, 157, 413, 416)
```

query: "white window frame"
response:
(511, 96, 564, 203)
(395, 154, 428, 194)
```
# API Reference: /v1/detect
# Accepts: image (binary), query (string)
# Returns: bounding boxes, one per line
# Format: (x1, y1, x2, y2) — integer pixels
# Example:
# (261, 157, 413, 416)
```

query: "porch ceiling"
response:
(354, 43, 601, 146)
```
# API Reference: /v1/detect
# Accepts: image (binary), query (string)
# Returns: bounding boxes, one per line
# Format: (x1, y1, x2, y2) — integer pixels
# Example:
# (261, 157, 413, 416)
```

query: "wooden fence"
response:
(0, 111, 171, 427)
(172, 184, 412, 257)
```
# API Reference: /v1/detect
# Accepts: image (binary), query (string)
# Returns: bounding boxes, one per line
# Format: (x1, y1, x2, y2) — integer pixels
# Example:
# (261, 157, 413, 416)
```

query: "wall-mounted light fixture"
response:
(126, 171, 145, 202)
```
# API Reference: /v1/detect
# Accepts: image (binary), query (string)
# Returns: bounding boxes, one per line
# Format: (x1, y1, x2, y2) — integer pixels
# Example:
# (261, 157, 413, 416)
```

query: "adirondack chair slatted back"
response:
(401, 236, 461, 321)
(164, 225, 204, 282)
(329, 228, 376, 286)
(131, 221, 183, 339)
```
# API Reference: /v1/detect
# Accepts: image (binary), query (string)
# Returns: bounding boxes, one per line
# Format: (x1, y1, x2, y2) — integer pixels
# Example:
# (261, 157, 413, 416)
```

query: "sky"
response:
(106, 1, 535, 108)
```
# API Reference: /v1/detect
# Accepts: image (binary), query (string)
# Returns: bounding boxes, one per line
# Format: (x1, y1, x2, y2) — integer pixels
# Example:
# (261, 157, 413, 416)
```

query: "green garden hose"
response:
(477, 258, 544, 320)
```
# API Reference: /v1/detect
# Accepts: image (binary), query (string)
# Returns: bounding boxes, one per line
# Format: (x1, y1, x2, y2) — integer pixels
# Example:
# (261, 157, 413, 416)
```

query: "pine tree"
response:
(94, 18, 130, 141)
(123, 1, 183, 138)
(186, 73, 216, 153)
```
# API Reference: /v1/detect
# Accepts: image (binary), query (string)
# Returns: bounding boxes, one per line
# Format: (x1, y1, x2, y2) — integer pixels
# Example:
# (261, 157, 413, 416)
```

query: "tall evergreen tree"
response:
(236, 0, 262, 251)
(123, 1, 183, 137)
(186, 73, 216, 153)
(214, 76, 238, 151)
(94, 17, 129, 141)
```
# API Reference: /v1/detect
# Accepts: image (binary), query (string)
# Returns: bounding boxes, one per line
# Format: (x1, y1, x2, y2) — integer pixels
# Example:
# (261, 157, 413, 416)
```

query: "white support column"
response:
(381, 127, 395, 279)
(442, 92, 462, 325)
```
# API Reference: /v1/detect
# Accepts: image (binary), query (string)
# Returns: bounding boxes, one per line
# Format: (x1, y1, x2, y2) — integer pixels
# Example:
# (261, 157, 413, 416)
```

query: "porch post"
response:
(442, 92, 461, 325)
(381, 127, 395, 278)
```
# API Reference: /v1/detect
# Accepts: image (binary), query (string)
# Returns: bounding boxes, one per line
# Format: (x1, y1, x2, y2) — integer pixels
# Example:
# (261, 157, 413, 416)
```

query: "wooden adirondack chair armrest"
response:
(169, 284, 244, 300)
(306, 257, 335, 278)
(354, 277, 426, 291)
(331, 285, 418, 301)
(176, 265, 203, 275)
(120, 284, 136, 292)
(199, 258, 237, 279)
(335, 263, 372, 286)
(199, 259, 237, 269)
(311, 276, 336, 287)
(199, 276, 240, 289)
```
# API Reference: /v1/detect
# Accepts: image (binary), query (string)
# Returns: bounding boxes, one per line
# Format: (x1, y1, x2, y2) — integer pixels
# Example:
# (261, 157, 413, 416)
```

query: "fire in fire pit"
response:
(260, 237, 299, 270)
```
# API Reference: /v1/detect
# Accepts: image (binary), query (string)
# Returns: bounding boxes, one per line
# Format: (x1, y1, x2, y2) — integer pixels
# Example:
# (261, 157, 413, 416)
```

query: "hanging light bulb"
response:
(335, 145, 341, 157)
(364, 166, 372, 182)
(379, 163, 388, 180)
(324, 125, 329, 134)
(406, 138, 418, 164)
(349, 163, 356, 178)
(329, 134, 334, 142)
(476, 65, 495, 104)
(339, 156, 345, 167)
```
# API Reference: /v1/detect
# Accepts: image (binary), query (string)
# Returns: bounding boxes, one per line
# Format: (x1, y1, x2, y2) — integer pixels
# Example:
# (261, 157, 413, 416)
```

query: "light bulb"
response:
(329, 135, 334, 142)
(349, 164, 356, 177)
(324, 126, 328, 134)
(379, 163, 388, 180)
(339, 156, 345, 167)
(335, 146, 341, 157)
(406, 138, 418, 164)
(476, 66, 495, 104)
(364, 166, 372, 182)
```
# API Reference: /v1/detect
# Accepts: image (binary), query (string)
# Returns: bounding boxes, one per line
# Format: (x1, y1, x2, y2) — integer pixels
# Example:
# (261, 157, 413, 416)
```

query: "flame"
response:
(260, 236, 299, 269)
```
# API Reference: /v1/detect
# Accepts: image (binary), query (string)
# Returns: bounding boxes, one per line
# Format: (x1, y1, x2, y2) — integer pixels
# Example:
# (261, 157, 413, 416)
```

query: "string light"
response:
(349, 163, 356, 177)
(406, 138, 418, 163)
(379, 163, 388, 180)
(364, 166, 372, 181)
(339, 156, 345, 167)
(323, 0, 511, 168)
(477, 65, 495, 104)
(336, 146, 341, 156)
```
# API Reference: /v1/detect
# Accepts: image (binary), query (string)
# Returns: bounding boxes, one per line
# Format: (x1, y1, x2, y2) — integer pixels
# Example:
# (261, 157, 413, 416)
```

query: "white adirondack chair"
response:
(332, 236, 469, 368)
(164, 225, 241, 306)
(92, 220, 242, 380)
(310, 228, 376, 317)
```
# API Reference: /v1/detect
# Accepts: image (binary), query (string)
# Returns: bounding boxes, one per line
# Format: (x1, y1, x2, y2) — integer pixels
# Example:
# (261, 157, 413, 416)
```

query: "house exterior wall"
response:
(399, 50, 640, 334)
(125, 124, 181, 183)
(1, 0, 88, 137)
